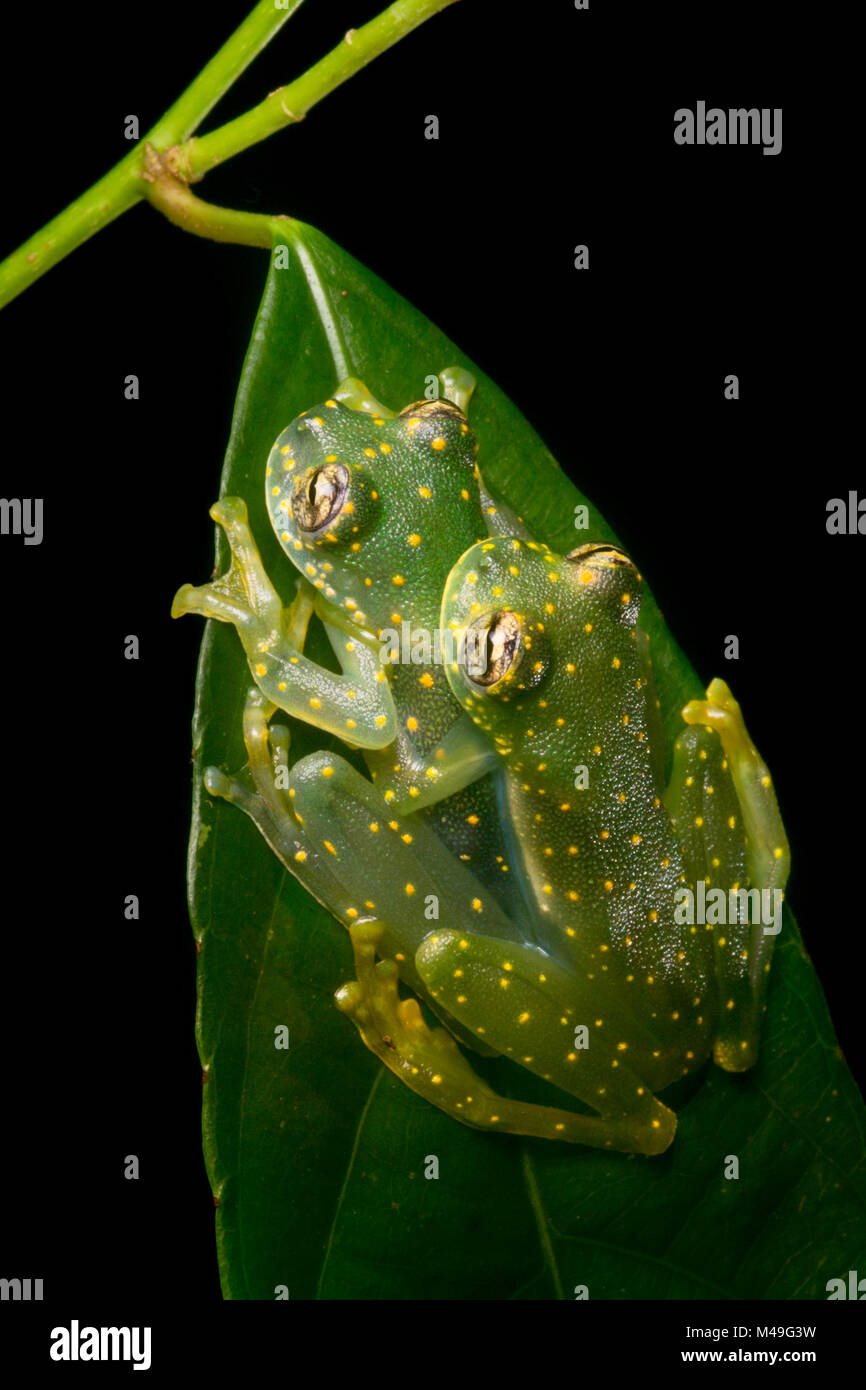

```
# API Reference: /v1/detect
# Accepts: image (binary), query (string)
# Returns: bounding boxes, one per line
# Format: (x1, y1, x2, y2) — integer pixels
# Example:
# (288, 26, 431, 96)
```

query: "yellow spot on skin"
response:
(499, 978, 510, 989)
(294, 850, 306, 862)
(405, 884, 416, 896)
(310, 697, 321, 710)
(255, 662, 266, 676)
(406, 716, 418, 732)
(621, 593, 631, 604)
(376, 715, 387, 728)
(518, 1012, 531, 1024)
(418, 486, 432, 499)
(419, 671, 434, 688)
(401, 833, 413, 845)
(604, 880, 614, 892)
(321, 766, 335, 778)
(380, 443, 391, 453)
(612, 657, 621, 669)
(432, 1074, 442, 1085)
(431, 436, 446, 450)
(324, 841, 337, 855)
(392, 574, 404, 586)
(471, 898, 483, 912)
(461, 488, 469, 500)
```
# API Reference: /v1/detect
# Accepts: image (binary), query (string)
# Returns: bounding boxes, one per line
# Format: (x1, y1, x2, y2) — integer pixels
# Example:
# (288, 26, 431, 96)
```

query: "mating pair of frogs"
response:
(173, 369, 789, 1155)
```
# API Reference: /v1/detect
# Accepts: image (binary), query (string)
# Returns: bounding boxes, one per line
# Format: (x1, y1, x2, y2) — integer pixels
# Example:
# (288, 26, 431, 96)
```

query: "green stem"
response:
(146, 0, 305, 150)
(144, 150, 287, 248)
(0, 151, 145, 311)
(186, 0, 460, 177)
(0, 0, 301, 310)
(0, 0, 457, 312)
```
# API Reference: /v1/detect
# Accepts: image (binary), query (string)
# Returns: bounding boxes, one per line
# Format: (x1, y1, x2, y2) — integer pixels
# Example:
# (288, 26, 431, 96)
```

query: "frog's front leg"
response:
(172, 497, 396, 748)
(668, 681, 791, 1071)
(337, 925, 676, 1155)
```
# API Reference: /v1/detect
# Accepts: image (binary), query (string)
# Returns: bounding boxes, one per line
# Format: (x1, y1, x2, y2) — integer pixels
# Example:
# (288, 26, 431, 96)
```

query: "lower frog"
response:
(335, 538, 790, 1154)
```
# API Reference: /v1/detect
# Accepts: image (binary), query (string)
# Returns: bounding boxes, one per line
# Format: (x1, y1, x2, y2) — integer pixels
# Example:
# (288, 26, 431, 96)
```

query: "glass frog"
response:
(335, 536, 790, 1154)
(172, 370, 547, 1046)
(174, 376, 790, 1155)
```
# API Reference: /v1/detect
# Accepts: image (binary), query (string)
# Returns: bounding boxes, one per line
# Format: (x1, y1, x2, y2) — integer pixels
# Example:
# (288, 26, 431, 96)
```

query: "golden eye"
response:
(397, 399, 466, 423)
(291, 463, 349, 532)
(565, 543, 636, 569)
(464, 611, 522, 687)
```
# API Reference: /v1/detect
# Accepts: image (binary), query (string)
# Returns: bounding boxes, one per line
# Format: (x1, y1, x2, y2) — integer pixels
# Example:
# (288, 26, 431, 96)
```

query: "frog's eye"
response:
(565, 543, 636, 570)
(462, 611, 523, 689)
(291, 463, 350, 533)
(397, 399, 466, 423)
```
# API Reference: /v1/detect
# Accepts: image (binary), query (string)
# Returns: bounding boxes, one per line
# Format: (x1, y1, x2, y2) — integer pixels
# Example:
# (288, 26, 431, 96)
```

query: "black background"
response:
(0, 0, 859, 1351)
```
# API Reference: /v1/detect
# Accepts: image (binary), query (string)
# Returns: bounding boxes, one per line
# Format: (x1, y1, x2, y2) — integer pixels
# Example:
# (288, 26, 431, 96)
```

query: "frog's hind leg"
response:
(205, 689, 533, 968)
(204, 688, 530, 1035)
(202, 688, 350, 916)
(678, 679, 791, 1071)
(332, 366, 473, 419)
(332, 378, 396, 418)
(337, 923, 675, 1155)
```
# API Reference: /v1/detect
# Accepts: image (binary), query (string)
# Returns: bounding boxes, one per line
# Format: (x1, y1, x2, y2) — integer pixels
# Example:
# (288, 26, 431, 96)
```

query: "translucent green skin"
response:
(172, 375, 541, 1058)
(174, 380, 791, 1154)
(393, 536, 790, 1150)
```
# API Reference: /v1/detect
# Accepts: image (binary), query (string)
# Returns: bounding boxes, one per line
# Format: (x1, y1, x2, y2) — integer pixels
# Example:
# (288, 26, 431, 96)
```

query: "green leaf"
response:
(187, 222, 866, 1300)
